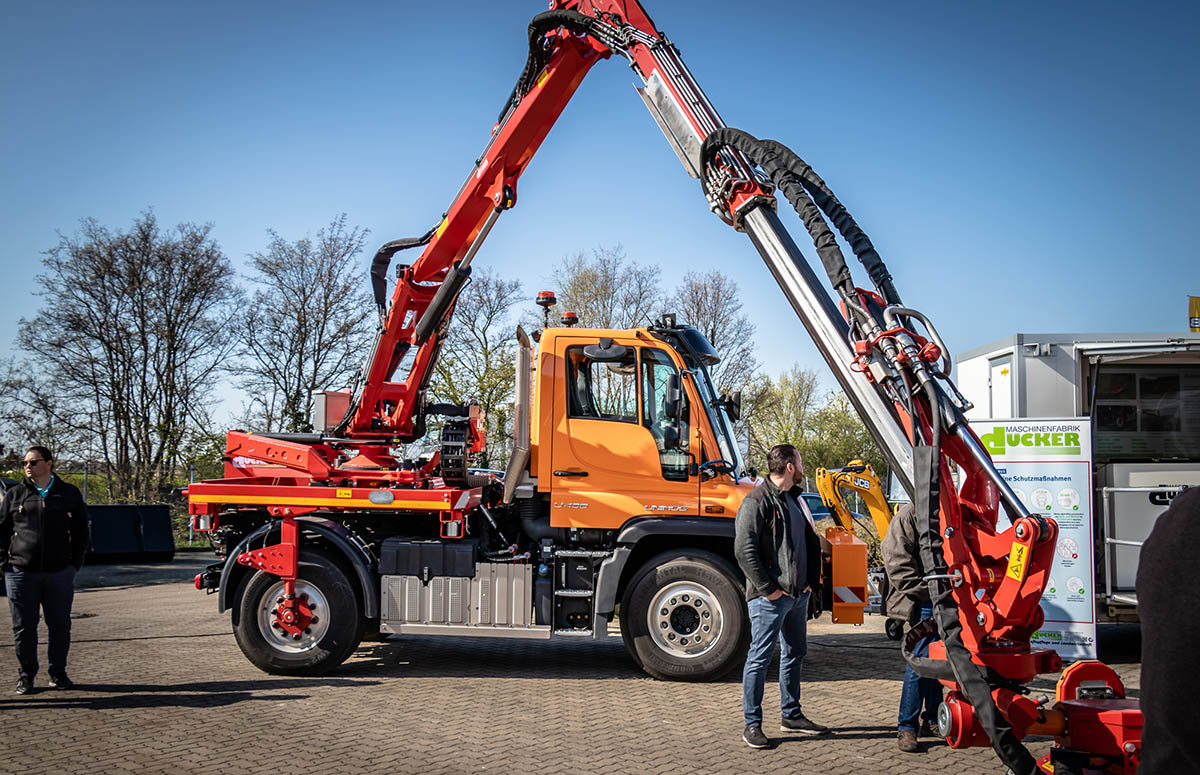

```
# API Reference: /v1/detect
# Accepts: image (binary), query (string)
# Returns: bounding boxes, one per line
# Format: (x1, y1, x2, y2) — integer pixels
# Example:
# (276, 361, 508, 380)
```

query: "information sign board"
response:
(973, 418, 1097, 660)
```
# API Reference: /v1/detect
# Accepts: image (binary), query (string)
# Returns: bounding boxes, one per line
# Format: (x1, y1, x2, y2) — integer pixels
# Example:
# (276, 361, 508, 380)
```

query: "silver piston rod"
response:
(741, 205, 914, 498)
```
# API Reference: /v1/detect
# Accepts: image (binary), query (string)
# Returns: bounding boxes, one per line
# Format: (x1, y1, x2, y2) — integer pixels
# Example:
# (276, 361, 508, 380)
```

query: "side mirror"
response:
(582, 337, 633, 362)
(664, 373, 683, 421)
(721, 390, 742, 422)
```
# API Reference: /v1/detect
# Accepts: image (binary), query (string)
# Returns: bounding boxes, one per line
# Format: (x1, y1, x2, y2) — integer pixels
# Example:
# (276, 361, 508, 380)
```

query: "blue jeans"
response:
(742, 589, 810, 727)
(5, 565, 77, 681)
(898, 603, 942, 731)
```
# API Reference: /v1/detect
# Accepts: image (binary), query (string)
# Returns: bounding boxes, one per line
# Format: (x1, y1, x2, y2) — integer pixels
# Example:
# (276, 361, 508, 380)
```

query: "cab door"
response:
(549, 339, 699, 530)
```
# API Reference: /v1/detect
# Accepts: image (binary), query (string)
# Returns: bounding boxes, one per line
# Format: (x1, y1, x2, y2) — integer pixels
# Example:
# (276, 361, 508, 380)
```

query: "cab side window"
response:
(566, 346, 638, 422)
(641, 348, 690, 481)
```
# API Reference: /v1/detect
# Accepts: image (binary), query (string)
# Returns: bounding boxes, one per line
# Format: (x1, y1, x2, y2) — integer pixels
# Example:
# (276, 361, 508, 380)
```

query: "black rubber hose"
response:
(498, 10, 601, 123)
(701, 129, 901, 307)
(756, 140, 901, 306)
(370, 224, 438, 311)
(700, 128, 856, 298)
(910, 380, 1036, 775)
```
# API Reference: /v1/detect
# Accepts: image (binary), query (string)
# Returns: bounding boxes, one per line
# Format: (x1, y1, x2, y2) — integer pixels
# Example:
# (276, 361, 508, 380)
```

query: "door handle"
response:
(553, 470, 589, 477)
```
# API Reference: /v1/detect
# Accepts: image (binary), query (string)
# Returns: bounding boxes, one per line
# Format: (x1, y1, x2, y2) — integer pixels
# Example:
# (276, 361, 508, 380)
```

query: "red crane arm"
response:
(345, 0, 771, 439)
(346, 33, 608, 438)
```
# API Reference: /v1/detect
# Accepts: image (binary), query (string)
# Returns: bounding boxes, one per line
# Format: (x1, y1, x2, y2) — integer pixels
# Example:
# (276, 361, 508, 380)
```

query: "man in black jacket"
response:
(734, 443, 827, 749)
(1138, 485, 1200, 774)
(1, 446, 90, 694)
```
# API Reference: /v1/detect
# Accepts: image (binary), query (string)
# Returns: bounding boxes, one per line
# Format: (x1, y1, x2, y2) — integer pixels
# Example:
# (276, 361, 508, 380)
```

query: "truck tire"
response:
(620, 549, 748, 681)
(233, 549, 362, 675)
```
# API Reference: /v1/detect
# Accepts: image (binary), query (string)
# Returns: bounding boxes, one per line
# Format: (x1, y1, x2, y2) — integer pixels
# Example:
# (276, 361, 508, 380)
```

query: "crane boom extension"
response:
(215, 3, 1139, 772)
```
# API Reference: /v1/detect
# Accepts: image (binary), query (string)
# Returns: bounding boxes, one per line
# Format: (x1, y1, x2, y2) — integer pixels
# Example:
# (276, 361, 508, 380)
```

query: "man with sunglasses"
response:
(1, 446, 90, 694)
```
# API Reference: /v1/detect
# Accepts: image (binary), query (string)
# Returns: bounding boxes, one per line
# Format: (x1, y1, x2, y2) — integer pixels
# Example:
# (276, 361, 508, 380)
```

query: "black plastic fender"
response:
(217, 518, 378, 619)
(592, 516, 736, 630)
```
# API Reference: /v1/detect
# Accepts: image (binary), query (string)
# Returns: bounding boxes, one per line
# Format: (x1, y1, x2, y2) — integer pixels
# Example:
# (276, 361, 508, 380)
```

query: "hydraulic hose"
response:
(911, 380, 1036, 775)
(700, 129, 901, 311)
(700, 128, 855, 299)
(756, 139, 901, 306)
(370, 224, 439, 312)
(499, 10, 607, 123)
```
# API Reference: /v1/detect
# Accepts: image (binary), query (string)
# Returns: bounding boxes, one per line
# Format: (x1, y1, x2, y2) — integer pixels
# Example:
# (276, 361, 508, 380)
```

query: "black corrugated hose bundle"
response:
(498, 10, 630, 124)
(700, 128, 1037, 775)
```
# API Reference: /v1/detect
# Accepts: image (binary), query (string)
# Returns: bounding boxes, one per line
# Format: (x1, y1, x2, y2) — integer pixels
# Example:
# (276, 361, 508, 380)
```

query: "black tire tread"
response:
(619, 549, 748, 682)
(233, 548, 362, 676)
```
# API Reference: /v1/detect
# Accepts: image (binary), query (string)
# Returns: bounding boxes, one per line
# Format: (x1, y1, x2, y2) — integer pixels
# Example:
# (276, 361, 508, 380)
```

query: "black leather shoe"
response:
(781, 713, 830, 735)
(15, 677, 34, 695)
(48, 673, 75, 690)
(743, 725, 771, 749)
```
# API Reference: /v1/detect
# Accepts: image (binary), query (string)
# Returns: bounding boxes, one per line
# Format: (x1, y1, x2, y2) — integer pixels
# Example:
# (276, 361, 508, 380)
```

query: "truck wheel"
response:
(885, 617, 905, 641)
(620, 549, 748, 681)
(233, 549, 362, 675)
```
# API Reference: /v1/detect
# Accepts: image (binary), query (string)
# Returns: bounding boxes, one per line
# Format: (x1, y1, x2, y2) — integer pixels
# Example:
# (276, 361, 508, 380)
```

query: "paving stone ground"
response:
(0, 554, 1141, 775)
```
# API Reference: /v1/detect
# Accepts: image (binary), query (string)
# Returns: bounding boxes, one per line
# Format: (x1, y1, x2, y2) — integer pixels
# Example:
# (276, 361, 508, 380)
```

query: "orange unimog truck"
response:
(190, 317, 757, 681)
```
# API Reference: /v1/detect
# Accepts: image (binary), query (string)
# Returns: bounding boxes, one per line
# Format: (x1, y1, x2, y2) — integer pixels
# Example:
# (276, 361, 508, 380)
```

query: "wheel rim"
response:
(256, 579, 331, 654)
(646, 580, 725, 659)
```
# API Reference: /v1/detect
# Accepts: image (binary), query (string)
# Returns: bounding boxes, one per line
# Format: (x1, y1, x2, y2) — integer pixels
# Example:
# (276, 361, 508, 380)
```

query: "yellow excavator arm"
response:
(814, 460, 892, 539)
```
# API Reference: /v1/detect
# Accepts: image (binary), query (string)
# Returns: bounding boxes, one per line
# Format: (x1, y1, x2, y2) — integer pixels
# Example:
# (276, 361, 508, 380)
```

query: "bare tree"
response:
(665, 269, 759, 392)
(551, 245, 662, 329)
(0, 366, 84, 464)
(12, 211, 239, 502)
(236, 214, 371, 432)
(429, 269, 525, 469)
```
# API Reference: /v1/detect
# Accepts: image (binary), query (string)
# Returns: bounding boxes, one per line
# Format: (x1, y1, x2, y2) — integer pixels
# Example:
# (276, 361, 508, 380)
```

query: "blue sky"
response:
(3, 1, 1197, 422)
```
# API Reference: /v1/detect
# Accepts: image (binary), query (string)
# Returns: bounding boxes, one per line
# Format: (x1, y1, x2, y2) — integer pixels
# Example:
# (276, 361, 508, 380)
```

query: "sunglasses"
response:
(22, 459, 46, 466)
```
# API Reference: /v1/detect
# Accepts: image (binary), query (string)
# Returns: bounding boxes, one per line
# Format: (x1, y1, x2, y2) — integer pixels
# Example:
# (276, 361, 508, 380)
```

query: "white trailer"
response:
(957, 332, 1200, 622)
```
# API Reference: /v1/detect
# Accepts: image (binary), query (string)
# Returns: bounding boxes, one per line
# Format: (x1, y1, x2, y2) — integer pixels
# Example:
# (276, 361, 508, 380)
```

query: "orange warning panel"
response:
(825, 526, 868, 624)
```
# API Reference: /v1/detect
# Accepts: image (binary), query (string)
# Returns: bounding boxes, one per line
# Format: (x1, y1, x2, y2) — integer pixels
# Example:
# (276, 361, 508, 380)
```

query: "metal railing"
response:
(1098, 485, 1185, 608)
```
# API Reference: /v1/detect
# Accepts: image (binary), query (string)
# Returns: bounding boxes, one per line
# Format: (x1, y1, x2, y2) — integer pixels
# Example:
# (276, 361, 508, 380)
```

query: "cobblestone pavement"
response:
(1, 556, 1141, 775)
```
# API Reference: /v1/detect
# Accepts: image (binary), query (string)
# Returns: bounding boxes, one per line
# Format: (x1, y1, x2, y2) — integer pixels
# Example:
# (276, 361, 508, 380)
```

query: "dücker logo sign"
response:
(979, 425, 1083, 457)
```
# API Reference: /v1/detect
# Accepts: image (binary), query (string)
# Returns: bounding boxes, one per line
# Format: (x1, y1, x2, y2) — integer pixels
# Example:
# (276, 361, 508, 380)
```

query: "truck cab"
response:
(532, 324, 749, 531)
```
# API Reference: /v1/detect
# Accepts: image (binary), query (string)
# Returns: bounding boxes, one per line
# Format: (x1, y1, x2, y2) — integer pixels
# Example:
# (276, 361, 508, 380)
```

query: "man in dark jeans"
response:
(0, 446, 90, 695)
(734, 443, 828, 749)
(882, 504, 942, 752)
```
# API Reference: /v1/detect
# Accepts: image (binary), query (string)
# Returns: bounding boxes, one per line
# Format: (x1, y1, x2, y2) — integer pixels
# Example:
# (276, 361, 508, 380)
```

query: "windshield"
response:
(651, 326, 747, 476)
(687, 366, 747, 475)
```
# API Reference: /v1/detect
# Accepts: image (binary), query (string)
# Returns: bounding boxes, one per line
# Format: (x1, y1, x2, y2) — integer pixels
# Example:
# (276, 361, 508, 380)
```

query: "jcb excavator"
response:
(187, 3, 1140, 772)
(813, 461, 900, 632)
